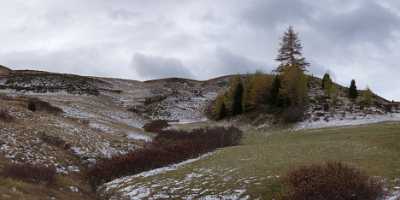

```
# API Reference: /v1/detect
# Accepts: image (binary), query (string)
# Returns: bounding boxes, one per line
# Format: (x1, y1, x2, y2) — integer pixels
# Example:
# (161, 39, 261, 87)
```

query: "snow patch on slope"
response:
(295, 113, 400, 130)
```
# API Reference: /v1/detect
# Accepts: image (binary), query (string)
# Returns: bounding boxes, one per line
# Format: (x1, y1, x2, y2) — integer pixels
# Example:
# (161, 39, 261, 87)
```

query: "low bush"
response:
(0, 109, 14, 122)
(283, 161, 383, 200)
(281, 105, 305, 123)
(87, 126, 242, 188)
(2, 163, 56, 184)
(27, 98, 63, 114)
(142, 120, 169, 133)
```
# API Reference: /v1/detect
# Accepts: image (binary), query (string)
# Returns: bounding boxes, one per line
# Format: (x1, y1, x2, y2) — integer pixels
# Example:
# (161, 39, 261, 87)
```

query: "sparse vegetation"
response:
(283, 162, 383, 200)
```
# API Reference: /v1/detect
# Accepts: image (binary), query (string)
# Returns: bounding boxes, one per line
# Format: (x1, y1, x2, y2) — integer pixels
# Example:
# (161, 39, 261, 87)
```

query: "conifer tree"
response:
(280, 64, 309, 122)
(349, 79, 358, 100)
(218, 102, 227, 120)
(232, 79, 244, 116)
(269, 76, 282, 106)
(281, 64, 308, 107)
(275, 26, 309, 73)
(243, 72, 273, 111)
(322, 73, 332, 90)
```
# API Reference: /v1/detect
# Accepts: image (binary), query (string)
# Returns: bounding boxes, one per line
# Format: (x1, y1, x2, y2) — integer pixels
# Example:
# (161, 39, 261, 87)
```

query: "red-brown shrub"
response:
(142, 120, 169, 132)
(87, 126, 242, 188)
(2, 163, 56, 184)
(0, 109, 14, 122)
(284, 162, 383, 200)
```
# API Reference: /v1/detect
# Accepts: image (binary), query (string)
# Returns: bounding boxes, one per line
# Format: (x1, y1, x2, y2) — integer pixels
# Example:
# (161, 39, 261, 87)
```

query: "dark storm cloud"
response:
(0, 0, 399, 100)
(131, 53, 193, 80)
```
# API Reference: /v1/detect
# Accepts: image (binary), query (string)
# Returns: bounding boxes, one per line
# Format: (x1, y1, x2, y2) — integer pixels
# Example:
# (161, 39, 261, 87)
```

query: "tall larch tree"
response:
(275, 26, 309, 73)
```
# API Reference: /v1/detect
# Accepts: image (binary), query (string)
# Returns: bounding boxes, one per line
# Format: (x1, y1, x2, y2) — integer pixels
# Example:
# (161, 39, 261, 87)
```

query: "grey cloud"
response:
(242, 0, 313, 29)
(213, 48, 270, 75)
(109, 9, 141, 20)
(315, 1, 400, 45)
(0, 0, 399, 100)
(131, 53, 193, 80)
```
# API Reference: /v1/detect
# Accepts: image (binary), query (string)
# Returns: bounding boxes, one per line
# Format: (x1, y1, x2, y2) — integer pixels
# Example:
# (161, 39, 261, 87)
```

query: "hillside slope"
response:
(0, 67, 400, 199)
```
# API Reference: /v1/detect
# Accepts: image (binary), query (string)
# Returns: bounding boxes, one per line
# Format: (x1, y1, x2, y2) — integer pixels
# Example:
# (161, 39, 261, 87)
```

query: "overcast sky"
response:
(0, 0, 399, 100)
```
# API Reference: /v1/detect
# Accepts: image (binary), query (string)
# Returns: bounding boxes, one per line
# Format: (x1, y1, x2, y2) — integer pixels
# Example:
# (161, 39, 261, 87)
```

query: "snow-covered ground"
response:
(100, 152, 258, 200)
(385, 191, 400, 200)
(296, 113, 400, 130)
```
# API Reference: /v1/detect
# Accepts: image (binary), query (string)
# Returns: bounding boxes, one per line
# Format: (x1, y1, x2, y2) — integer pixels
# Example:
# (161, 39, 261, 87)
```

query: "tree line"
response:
(211, 26, 375, 122)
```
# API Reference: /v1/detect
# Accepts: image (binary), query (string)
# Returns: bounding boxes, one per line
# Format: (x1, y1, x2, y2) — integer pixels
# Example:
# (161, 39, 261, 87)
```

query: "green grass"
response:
(105, 122, 400, 199)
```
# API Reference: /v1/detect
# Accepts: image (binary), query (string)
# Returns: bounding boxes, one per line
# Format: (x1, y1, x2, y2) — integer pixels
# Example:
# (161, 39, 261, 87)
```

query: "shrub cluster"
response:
(87, 126, 242, 188)
(283, 162, 383, 200)
(2, 163, 56, 184)
(0, 109, 14, 122)
(142, 120, 169, 133)
(281, 105, 306, 123)
(27, 98, 63, 114)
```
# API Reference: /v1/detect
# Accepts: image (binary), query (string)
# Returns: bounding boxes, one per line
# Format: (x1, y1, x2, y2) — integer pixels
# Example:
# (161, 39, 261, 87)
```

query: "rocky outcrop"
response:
(0, 65, 12, 77)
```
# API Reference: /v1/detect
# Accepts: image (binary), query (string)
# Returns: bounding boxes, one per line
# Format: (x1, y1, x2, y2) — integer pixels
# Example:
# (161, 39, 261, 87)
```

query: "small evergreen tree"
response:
(275, 26, 309, 73)
(349, 79, 358, 100)
(218, 102, 227, 120)
(322, 73, 332, 90)
(232, 80, 244, 116)
(269, 76, 282, 106)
